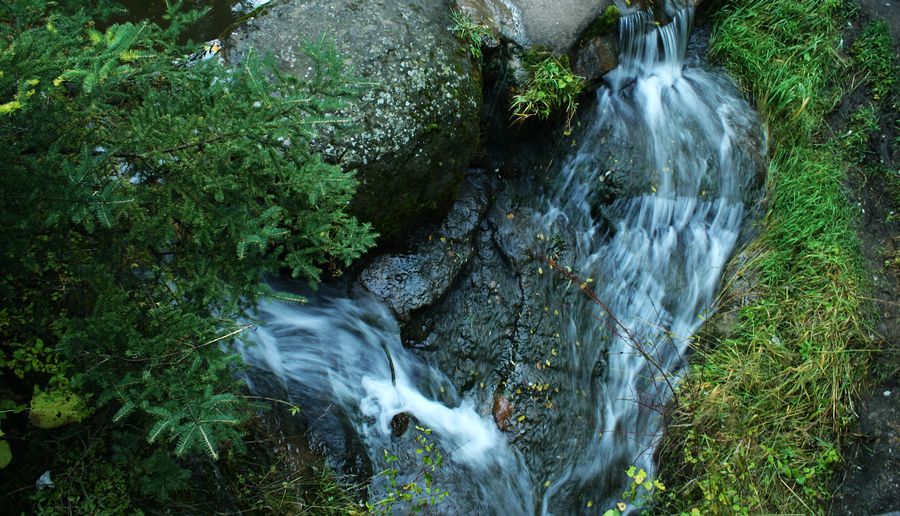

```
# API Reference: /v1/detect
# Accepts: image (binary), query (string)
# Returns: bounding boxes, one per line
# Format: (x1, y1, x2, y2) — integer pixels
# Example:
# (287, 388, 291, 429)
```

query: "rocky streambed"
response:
(188, 0, 771, 513)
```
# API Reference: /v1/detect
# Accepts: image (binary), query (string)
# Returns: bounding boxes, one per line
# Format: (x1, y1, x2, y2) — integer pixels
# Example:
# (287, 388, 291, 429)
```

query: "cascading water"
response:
(241, 2, 764, 514)
(534, 5, 763, 510)
(242, 298, 535, 514)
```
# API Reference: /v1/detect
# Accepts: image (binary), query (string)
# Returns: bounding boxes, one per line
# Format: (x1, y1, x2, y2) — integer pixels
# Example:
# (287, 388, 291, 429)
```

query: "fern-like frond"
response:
(112, 401, 135, 423)
(174, 424, 196, 457)
(148, 419, 171, 443)
(198, 426, 218, 460)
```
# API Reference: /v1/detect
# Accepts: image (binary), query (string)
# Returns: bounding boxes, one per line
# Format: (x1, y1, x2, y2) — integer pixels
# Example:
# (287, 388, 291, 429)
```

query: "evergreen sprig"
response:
(0, 0, 375, 467)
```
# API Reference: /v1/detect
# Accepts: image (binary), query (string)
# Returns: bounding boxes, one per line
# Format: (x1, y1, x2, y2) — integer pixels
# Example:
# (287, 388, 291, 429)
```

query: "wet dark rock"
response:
(490, 188, 537, 267)
(424, 213, 525, 394)
(573, 34, 619, 88)
(227, 0, 482, 244)
(358, 172, 495, 320)
(390, 412, 411, 437)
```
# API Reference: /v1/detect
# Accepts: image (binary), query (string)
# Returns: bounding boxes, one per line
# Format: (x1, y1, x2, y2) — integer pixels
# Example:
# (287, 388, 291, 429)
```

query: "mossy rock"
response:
(227, 0, 483, 245)
(578, 4, 621, 45)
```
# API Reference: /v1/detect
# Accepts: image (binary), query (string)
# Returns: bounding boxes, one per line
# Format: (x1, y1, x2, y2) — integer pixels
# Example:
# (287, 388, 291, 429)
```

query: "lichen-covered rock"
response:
(228, 0, 482, 244)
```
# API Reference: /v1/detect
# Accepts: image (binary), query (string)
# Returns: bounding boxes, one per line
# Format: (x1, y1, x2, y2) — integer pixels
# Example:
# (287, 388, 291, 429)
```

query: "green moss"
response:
(579, 5, 621, 45)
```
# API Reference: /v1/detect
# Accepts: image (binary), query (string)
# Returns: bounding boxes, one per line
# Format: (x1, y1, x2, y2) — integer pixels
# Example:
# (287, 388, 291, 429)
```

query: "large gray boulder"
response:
(515, 0, 611, 53)
(228, 0, 482, 245)
(453, 0, 615, 54)
(455, 0, 621, 90)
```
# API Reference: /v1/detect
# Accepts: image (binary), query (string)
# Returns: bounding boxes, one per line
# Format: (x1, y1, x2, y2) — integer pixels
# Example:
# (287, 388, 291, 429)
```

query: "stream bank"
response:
(659, 0, 898, 513)
(829, 0, 899, 512)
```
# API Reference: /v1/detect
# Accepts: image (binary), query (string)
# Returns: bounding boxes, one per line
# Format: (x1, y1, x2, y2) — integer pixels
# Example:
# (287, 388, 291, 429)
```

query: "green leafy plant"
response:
(601, 466, 667, 516)
(0, 399, 21, 469)
(369, 426, 450, 514)
(450, 9, 495, 61)
(511, 53, 586, 131)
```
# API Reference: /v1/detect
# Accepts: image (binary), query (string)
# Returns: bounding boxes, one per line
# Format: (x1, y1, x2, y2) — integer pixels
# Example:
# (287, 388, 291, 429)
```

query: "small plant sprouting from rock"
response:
(511, 53, 586, 132)
(450, 10, 495, 61)
(368, 426, 450, 514)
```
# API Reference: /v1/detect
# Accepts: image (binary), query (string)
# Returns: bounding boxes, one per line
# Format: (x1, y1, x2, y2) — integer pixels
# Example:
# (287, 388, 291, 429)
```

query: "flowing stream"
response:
(242, 3, 764, 514)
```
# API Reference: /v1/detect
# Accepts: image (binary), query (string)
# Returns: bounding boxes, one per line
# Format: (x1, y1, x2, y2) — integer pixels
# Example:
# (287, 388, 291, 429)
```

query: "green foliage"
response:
(222, 414, 362, 515)
(852, 20, 899, 105)
(602, 466, 667, 516)
(139, 450, 192, 501)
(840, 104, 880, 158)
(231, 461, 360, 515)
(450, 9, 495, 61)
(369, 426, 450, 514)
(0, 0, 374, 509)
(0, 440, 10, 469)
(663, 0, 873, 514)
(511, 53, 585, 130)
(0, 398, 22, 469)
(708, 0, 845, 144)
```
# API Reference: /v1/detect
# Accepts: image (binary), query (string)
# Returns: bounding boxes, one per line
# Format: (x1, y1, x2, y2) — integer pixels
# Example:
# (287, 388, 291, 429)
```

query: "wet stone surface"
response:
(357, 172, 495, 320)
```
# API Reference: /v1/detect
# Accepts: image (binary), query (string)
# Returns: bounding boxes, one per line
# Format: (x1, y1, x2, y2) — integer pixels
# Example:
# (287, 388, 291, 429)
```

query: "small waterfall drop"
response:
(241, 3, 764, 514)
(242, 298, 534, 514)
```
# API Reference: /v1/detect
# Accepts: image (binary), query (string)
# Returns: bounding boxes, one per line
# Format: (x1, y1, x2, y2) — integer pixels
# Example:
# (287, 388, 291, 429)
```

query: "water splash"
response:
(241, 298, 534, 514)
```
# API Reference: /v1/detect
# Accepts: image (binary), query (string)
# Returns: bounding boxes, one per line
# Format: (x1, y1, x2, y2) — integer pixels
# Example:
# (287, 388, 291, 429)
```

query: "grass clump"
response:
(511, 53, 586, 130)
(450, 9, 495, 61)
(662, 0, 873, 513)
(852, 20, 899, 105)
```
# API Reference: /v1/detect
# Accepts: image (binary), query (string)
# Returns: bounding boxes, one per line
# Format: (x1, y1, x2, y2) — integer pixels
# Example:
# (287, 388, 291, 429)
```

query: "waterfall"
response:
(241, 3, 763, 514)
(241, 298, 534, 514)
(536, 5, 761, 511)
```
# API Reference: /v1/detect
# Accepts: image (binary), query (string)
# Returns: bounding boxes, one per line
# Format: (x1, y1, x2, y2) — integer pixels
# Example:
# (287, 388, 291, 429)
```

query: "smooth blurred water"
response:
(242, 298, 534, 514)
(536, 7, 762, 509)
